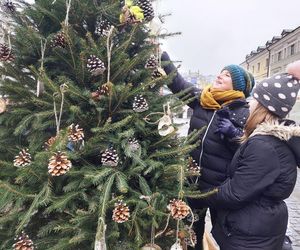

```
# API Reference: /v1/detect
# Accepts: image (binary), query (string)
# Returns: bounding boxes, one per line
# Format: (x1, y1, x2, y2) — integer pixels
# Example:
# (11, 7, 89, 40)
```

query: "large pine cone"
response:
(112, 200, 130, 223)
(68, 124, 84, 143)
(48, 151, 72, 176)
(13, 232, 34, 250)
(13, 149, 32, 167)
(168, 199, 190, 220)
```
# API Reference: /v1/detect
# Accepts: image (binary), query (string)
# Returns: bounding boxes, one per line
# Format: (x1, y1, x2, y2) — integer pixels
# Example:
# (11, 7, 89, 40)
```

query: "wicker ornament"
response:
(13, 149, 31, 167)
(51, 32, 66, 48)
(13, 232, 34, 250)
(101, 147, 119, 167)
(0, 43, 15, 62)
(87, 55, 106, 76)
(168, 199, 190, 220)
(48, 151, 72, 176)
(145, 55, 158, 69)
(158, 114, 175, 136)
(132, 95, 149, 113)
(112, 200, 130, 223)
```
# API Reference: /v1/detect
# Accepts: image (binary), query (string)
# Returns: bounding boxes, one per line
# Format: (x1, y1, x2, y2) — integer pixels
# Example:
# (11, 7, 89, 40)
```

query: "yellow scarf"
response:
(200, 86, 245, 110)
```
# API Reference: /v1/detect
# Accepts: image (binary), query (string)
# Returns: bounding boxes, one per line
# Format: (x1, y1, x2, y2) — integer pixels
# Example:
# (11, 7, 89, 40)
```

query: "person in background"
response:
(193, 60, 300, 250)
(161, 52, 255, 249)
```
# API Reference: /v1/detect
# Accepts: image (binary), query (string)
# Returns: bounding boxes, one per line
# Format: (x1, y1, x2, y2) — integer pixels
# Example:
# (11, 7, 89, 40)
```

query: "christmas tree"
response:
(0, 0, 203, 249)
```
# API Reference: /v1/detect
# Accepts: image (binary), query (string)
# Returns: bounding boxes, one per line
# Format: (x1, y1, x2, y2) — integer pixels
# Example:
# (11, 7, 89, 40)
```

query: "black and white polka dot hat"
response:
(252, 69, 300, 118)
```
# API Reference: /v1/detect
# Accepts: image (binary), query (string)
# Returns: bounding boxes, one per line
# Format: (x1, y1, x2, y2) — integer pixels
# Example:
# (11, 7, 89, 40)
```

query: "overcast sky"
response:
(158, 0, 300, 75)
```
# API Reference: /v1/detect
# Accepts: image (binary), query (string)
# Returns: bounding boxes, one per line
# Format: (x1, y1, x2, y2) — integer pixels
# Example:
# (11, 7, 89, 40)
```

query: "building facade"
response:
(241, 26, 300, 82)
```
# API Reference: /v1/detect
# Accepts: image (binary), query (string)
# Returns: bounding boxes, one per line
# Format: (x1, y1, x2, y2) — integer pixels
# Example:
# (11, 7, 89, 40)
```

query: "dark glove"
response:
(215, 118, 243, 139)
(161, 51, 176, 74)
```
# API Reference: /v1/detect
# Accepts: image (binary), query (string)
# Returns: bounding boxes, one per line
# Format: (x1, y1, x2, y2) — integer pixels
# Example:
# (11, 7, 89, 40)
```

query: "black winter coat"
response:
(195, 121, 300, 250)
(162, 52, 249, 190)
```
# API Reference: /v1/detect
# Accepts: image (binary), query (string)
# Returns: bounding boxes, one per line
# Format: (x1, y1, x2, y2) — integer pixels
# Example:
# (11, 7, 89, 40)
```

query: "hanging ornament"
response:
(137, 0, 155, 21)
(87, 55, 106, 76)
(151, 67, 166, 79)
(0, 97, 7, 114)
(95, 18, 112, 37)
(141, 243, 162, 250)
(36, 39, 47, 97)
(158, 102, 175, 136)
(0, 43, 14, 62)
(1, 0, 16, 13)
(48, 151, 72, 176)
(170, 240, 183, 250)
(91, 83, 111, 100)
(112, 200, 130, 223)
(132, 95, 149, 113)
(13, 231, 34, 250)
(128, 137, 140, 152)
(119, 0, 144, 24)
(50, 32, 66, 48)
(168, 199, 190, 220)
(187, 157, 200, 175)
(101, 147, 119, 167)
(44, 136, 57, 151)
(145, 55, 158, 69)
(184, 227, 197, 248)
(67, 124, 84, 143)
(13, 149, 32, 167)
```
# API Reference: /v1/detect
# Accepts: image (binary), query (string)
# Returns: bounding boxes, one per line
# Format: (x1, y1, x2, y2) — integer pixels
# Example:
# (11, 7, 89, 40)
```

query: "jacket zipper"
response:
(199, 110, 217, 166)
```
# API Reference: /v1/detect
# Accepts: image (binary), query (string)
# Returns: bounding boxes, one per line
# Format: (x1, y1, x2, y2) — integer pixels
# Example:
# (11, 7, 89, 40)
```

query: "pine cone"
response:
(132, 95, 149, 112)
(48, 151, 72, 176)
(168, 199, 190, 220)
(44, 136, 57, 151)
(13, 232, 34, 250)
(184, 227, 197, 247)
(128, 138, 140, 152)
(68, 124, 84, 143)
(1, 0, 16, 13)
(95, 19, 112, 37)
(187, 157, 200, 175)
(87, 55, 106, 76)
(112, 200, 130, 223)
(151, 67, 166, 79)
(51, 32, 66, 48)
(137, 0, 154, 21)
(91, 84, 110, 100)
(145, 55, 158, 69)
(13, 149, 32, 167)
(0, 43, 15, 62)
(101, 147, 119, 167)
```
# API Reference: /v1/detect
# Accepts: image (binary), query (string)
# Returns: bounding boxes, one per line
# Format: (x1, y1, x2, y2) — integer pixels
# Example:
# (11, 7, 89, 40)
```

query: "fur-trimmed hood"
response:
(251, 120, 300, 166)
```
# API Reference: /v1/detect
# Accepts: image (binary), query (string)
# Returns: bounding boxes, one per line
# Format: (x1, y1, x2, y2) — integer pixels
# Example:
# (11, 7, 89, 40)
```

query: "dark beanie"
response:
(252, 73, 300, 118)
(222, 65, 255, 97)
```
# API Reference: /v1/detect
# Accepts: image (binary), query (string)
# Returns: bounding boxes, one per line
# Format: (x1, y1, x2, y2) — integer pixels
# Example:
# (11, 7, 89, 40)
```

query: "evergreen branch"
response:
(138, 175, 152, 196)
(0, 181, 35, 198)
(91, 115, 133, 134)
(115, 172, 129, 193)
(149, 145, 198, 159)
(184, 188, 218, 199)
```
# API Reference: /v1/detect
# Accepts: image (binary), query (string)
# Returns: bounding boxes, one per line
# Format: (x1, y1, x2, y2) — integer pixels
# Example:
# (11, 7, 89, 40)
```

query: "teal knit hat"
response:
(222, 65, 255, 97)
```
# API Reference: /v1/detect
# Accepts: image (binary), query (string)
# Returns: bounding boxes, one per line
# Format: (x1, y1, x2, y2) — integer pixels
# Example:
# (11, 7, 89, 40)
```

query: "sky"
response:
(157, 0, 300, 75)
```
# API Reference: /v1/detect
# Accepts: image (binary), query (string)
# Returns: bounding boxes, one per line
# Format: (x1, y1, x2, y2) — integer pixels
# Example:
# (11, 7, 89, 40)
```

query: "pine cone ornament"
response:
(87, 55, 106, 76)
(184, 227, 197, 247)
(138, 0, 155, 21)
(51, 32, 66, 48)
(187, 157, 200, 175)
(1, 0, 16, 13)
(151, 67, 166, 79)
(145, 55, 158, 69)
(13, 149, 32, 167)
(95, 19, 112, 37)
(128, 137, 140, 152)
(48, 151, 72, 176)
(132, 95, 149, 112)
(68, 124, 84, 143)
(44, 136, 57, 151)
(112, 200, 130, 223)
(168, 199, 190, 220)
(13, 232, 34, 250)
(101, 147, 119, 167)
(0, 43, 15, 62)
(91, 84, 110, 100)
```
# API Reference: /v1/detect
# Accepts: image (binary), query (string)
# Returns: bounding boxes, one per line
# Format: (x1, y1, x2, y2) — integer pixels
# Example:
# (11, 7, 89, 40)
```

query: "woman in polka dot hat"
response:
(193, 60, 300, 250)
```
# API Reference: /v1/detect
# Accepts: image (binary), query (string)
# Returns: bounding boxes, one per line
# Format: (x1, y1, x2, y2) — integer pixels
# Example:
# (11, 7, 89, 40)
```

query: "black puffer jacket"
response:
(195, 121, 300, 250)
(162, 52, 249, 190)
